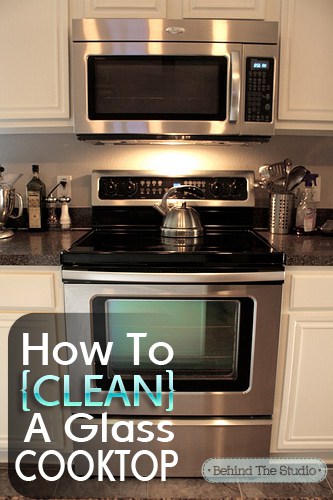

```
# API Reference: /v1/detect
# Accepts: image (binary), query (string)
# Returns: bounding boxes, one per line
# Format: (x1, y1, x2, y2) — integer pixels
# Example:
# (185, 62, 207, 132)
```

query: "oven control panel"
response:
(98, 176, 248, 200)
(92, 170, 255, 207)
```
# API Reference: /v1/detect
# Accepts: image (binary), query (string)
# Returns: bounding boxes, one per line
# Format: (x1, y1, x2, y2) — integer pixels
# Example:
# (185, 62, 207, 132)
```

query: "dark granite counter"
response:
(0, 229, 87, 266)
(0, 228, 332, 267)
(260, 231, 333, 266)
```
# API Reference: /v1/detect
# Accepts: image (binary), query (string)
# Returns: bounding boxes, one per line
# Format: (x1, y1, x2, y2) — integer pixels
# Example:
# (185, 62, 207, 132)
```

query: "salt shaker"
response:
(59, 196, 71, 230)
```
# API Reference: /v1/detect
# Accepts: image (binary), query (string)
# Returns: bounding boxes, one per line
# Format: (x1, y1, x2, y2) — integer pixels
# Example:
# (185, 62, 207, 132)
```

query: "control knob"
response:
(99, 178, 118, 199)
(209, 180, 223, 197)
(226, 180, 240, 198)
(124, 179, 137, 196)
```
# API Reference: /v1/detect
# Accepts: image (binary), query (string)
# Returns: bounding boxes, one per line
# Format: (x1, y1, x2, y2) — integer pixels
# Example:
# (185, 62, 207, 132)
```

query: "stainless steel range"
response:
(61, 170, 284, 478)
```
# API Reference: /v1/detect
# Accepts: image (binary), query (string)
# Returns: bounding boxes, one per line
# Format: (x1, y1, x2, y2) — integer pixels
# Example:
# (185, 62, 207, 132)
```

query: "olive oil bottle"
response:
(26, 165, 46, 231)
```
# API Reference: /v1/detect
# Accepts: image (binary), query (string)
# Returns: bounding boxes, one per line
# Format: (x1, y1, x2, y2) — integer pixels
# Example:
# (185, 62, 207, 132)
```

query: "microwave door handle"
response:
(229, 51, 240, 123)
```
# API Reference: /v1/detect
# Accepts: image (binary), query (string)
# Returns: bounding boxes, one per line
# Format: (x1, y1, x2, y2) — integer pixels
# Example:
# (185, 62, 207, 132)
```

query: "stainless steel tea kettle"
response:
(0, 167, 23, 239)
(154, 185, 204, 238)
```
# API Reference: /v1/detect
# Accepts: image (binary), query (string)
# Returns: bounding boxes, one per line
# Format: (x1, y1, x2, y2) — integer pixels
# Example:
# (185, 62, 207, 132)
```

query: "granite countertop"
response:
(0, 228, 332, 267)
(260, 230, 333, 266)
(0, 229, 87, 266)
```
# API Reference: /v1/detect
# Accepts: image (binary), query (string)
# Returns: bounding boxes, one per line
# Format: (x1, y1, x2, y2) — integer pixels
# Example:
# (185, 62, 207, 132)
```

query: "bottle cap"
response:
(32, 164, 39, 173)
(304, 173, 318, 187)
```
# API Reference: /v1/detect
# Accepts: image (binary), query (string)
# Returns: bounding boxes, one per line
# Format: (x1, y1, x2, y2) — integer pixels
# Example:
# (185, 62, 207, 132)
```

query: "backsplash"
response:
(0, 133, 333, 208)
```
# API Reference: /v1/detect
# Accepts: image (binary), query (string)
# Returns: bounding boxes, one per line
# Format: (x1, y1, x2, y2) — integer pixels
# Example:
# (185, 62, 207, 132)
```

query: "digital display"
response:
(251, 59, 270, 70)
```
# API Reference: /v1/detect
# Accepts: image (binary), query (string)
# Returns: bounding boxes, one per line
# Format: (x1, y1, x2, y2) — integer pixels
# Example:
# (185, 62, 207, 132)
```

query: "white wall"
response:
(0, 133, 332, 208)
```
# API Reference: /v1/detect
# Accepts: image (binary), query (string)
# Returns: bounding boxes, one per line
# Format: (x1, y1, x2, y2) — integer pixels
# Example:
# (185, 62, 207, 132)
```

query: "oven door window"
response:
(92, 297, 254, 392)
(87, 56, 228, 121)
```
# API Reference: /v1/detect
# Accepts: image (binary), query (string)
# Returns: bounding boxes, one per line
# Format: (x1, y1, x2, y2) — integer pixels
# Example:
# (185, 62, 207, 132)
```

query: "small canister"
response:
(269, 193, 294, 234)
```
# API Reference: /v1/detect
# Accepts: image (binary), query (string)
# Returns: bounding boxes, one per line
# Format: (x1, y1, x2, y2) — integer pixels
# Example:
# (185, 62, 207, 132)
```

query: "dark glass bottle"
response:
(26, 165, 46, 231)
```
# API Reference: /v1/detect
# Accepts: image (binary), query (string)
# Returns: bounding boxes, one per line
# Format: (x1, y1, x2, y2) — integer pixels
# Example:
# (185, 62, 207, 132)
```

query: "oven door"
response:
(63, 272, 283, 417)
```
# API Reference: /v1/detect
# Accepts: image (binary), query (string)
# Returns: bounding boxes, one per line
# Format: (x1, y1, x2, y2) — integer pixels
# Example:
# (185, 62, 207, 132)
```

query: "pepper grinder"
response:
(59, 196, 71, 230)
(45, 195, 58, 229)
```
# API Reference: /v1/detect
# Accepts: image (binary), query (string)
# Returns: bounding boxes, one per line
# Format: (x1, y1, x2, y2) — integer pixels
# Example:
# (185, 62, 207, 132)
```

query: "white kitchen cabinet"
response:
(0, 267, 65, 462)
(181, 0, 266, 19)
(78, 0, 267, 19)
(271, 267, 333, 460)
(0, 0, 70, 133)
(276, 0, 333, 133)
(80, 0, 167, 17)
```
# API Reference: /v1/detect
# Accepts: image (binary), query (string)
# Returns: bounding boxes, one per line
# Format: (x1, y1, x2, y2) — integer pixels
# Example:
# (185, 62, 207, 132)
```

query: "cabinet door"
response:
(182, 0, 266, 19)
(0, 268, 65, 459)
(0, 315, 20, 460)
(0, 0, 69, 122)
(276, 313, 333, 451)
(277, 0, 333, 129)
(82, 0, 167, 17)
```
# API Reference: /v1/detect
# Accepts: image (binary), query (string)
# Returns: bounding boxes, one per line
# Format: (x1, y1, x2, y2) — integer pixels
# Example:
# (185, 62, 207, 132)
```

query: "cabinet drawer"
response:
(0, 272, 55, 311)
(290, 274, 333, 309)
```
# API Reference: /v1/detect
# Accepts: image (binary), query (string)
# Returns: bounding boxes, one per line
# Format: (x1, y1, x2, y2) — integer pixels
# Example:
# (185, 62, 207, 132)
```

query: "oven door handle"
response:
(62, 270, 284, 284)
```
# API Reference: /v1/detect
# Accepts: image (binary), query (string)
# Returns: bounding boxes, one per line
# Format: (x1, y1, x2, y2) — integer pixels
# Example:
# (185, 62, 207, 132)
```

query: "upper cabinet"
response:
(0, 0, 71, 133)
(181, 0, 266, 19)
(79, 0, 267, 19)
(276, 0, 333, 133)
(81, 0, 167, 18)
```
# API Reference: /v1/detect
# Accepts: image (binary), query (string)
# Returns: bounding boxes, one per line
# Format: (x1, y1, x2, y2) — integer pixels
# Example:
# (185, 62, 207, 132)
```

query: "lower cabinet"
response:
(0, 267, 65, 462)
(271, 267, 333, 461)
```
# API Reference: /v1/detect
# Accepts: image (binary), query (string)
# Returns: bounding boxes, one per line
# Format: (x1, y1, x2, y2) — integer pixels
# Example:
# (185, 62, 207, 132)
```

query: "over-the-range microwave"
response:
(72, 18, 279, 145)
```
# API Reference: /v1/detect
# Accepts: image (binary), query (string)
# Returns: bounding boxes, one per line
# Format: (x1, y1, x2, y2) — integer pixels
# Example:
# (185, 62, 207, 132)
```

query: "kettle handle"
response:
(165, 184, 204, 200)
(155, 184, 204, 215)
(10, 192, 24, 219)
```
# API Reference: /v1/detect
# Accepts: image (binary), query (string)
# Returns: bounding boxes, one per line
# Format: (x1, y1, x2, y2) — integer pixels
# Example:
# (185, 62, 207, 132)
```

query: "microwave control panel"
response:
(245, 57, 274, 123)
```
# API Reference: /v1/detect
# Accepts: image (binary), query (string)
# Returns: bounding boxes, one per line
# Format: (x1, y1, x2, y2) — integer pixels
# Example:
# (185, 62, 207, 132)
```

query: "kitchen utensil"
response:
(284, 158, 293, 175)
(154, 185, 204, 238)
(258, 164, 272, 181)
(0, 175, 24, 239)
(258, 158, 292, 188)
(285, 165, 309, 191)
(266, 161, 286, 181)
(258, 163, 285, 184)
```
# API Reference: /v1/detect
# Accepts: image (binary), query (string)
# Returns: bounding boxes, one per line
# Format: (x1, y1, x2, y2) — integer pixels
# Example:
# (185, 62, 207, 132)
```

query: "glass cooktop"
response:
(61, 228, 285, 271)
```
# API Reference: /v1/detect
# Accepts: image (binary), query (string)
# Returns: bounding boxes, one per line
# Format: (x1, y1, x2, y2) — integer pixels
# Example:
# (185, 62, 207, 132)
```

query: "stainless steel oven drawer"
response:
(71, 417, 272, 478)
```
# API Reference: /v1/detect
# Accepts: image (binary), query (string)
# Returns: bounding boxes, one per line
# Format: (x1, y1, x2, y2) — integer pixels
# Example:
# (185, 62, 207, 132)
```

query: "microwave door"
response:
(73, 42, 243, 139)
